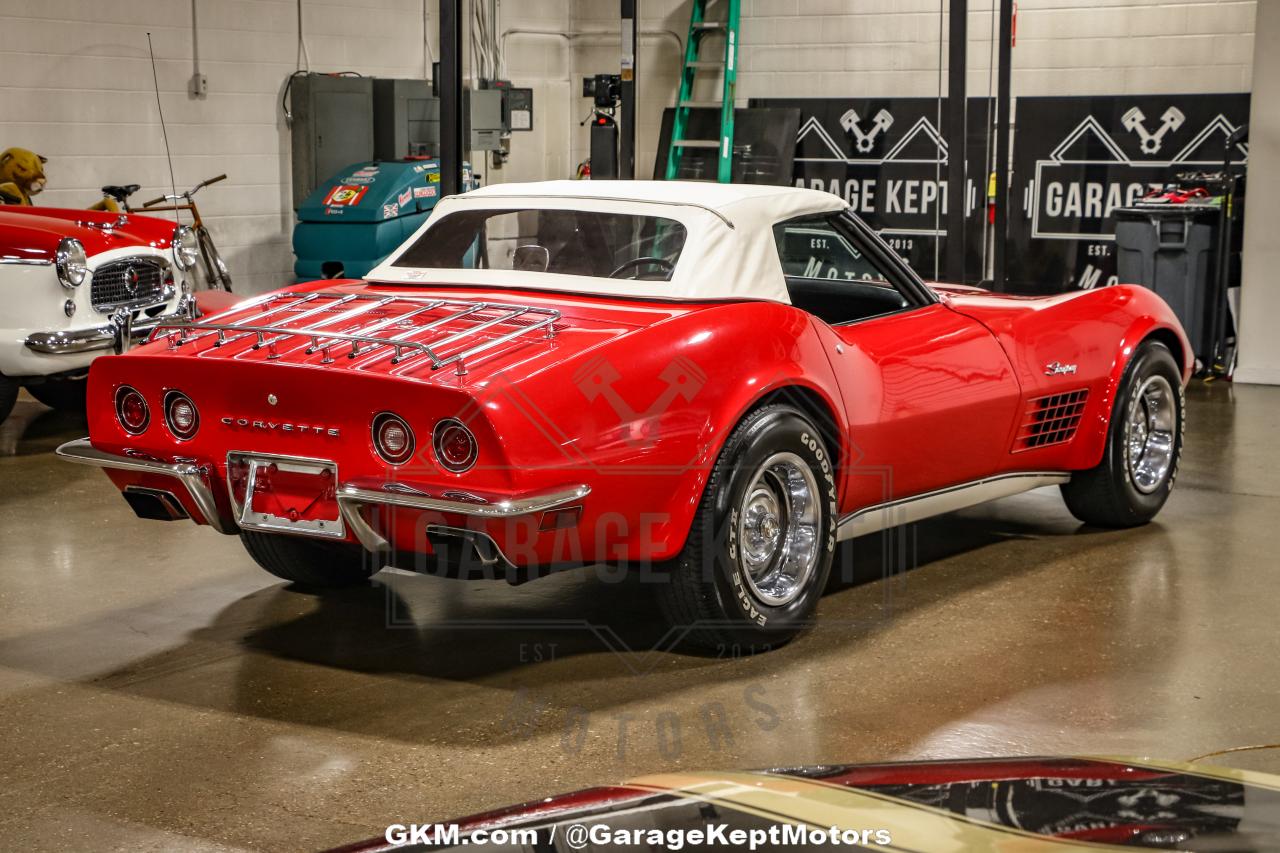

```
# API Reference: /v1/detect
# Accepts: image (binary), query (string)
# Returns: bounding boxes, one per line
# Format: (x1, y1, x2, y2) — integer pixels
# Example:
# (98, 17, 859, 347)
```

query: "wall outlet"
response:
(189, 73, 208, 99)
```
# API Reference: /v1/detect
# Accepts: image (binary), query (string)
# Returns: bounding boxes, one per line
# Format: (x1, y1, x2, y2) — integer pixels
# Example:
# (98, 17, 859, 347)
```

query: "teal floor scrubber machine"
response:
(293, 159, 472, 281)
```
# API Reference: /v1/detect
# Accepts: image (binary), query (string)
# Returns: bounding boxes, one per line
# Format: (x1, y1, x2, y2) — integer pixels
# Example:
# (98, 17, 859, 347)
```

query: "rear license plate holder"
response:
(228, 452, 344, 539)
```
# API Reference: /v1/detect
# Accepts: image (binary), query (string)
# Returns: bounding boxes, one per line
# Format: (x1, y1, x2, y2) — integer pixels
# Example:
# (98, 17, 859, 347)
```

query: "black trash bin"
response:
(1115, 205, 1219, 365)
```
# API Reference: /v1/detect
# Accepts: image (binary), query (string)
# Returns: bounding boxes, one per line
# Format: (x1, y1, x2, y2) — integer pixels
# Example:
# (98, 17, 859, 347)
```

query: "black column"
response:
(991, 0, 1014, 290)
(619, 0, 638, 179)
(439, 0, 464, 196)
(945, 0, 967, 283)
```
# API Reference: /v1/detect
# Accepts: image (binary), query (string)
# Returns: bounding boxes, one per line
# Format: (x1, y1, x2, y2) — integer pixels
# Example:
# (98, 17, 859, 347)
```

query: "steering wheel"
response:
(608, 256, 674, 279)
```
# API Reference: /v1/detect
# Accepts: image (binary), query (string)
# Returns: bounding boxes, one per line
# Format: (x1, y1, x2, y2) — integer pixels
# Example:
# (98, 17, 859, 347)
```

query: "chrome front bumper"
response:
(55, 438, 590, 554)
(25, 298, 194, 356)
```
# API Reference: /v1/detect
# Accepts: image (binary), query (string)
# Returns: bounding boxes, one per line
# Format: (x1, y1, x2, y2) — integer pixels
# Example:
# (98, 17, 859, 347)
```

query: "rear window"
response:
(392, 208, 687, 281)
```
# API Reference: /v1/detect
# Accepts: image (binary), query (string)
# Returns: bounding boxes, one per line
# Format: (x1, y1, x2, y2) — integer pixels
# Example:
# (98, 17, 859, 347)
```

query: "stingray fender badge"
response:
(1045, 361, 1078, 376)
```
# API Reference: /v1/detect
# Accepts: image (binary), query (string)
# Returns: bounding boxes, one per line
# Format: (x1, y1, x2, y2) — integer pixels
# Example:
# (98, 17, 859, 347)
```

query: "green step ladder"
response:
(664, 0, 741, 183)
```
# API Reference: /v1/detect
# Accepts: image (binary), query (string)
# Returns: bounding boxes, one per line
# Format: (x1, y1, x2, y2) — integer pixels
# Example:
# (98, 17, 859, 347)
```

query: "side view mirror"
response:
(1227, 123, 1249, 148)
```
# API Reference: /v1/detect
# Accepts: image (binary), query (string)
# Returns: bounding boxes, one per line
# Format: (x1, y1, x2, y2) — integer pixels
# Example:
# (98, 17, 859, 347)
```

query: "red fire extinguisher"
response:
(987, 171, 997, 224)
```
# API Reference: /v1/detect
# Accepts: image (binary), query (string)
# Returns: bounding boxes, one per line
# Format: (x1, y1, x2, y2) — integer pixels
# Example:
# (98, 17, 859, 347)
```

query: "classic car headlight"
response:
(172, 225, 199, 270)
(55, 237, 88, 288)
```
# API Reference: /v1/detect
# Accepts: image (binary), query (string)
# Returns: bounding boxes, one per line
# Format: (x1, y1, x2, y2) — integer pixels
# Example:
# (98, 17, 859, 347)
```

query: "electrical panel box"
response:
(465, 88, 504, 151)
(289, 74, 374, 209)
(373, 78, 440, 160)
(506, 88, 533, 131)
(480, 79, 533, 133)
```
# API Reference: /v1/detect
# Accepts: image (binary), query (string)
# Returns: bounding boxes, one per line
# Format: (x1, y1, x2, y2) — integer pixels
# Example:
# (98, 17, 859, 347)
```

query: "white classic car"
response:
(0, 206, 197, 423)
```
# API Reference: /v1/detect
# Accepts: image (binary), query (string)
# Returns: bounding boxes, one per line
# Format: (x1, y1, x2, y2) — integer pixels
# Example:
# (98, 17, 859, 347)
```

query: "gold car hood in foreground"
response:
(337, 755, 1280, 852)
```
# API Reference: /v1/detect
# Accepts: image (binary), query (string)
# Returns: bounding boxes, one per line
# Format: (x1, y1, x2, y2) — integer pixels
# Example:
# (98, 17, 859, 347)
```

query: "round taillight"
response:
(433, 418, 477, 473)
(164, 391, 199, 440)
(372, 412, 415, 466)
(115, 385, 149, 435)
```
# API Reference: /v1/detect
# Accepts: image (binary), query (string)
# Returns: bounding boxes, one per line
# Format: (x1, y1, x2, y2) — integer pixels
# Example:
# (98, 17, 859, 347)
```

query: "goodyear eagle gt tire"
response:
(1061, 340, 1184, 527)
(657, 404, 838, 652)
(241, 531, 380, 589)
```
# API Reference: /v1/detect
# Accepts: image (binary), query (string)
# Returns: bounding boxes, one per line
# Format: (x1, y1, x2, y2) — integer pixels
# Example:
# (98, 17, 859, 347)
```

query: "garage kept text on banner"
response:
(756, 93, 1249, 294)
(750, 96, 998, 285)
(1008, 93, 1250, 294)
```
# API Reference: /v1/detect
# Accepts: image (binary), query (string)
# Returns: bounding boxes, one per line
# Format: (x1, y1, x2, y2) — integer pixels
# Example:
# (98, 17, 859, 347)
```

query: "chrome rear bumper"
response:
(55, 438, 590, 553)
(56, 438, 230, 533)
(336, 483, 590, 553)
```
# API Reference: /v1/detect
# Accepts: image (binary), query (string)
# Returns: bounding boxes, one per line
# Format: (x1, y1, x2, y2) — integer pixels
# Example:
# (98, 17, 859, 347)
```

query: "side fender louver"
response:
(1013, 389, 1089, 451)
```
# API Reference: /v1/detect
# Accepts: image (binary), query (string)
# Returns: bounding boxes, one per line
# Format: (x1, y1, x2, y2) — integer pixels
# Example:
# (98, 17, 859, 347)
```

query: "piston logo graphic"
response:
(575, 356, 706, 445)
(1121, 105, 1186, 154)
(840, 108, 894, 153)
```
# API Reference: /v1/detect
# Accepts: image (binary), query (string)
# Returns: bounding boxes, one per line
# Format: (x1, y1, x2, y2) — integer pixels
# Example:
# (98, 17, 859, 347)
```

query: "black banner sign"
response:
(750, 97, 992, 282)
(1008, 93, 1250, 293)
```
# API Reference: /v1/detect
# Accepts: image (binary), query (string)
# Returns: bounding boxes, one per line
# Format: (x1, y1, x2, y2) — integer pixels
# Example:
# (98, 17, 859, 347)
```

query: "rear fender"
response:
(497, 301, 849, 562)
(671, 325, 849, 557)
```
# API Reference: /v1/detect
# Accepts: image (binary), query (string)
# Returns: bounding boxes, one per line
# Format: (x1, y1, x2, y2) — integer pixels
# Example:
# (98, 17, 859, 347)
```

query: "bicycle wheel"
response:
(197, 226, 233, 292)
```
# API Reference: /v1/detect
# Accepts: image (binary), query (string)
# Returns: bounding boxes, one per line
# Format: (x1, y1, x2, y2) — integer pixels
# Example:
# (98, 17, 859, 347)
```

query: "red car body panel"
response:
(80, 271, 1190, 567)
(936, 283, 1193, 470)
(814, 303, 1024, 508)
(0, 206, 175, 261)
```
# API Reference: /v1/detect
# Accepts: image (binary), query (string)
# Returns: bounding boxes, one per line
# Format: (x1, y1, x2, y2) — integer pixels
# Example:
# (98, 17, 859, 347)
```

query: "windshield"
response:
(392, 208, 688, 281)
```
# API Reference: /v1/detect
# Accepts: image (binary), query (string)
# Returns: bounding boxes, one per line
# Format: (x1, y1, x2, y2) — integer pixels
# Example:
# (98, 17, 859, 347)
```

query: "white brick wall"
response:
(569, 0, 1255, 178)
(1, 0, 438, 294)
(736, 0, 1255, 98)
(488, 1, 574, 185)
(2, 0, 1257, 294)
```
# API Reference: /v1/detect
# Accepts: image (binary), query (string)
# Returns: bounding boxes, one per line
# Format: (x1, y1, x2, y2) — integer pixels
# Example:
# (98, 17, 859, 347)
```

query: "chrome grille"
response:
(91, 258, 168, 311)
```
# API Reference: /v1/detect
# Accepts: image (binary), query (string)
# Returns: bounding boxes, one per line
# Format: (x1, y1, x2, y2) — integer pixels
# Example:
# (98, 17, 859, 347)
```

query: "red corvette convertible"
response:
(59, 181, 1190, 649)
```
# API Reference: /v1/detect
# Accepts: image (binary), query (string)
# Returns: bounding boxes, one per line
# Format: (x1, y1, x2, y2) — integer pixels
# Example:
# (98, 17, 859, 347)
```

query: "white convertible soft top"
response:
(367, 180, 847, 303)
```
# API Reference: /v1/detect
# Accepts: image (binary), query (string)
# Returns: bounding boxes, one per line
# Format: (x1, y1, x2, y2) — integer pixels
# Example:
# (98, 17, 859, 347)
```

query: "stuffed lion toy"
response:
(0, 148, 48, 205)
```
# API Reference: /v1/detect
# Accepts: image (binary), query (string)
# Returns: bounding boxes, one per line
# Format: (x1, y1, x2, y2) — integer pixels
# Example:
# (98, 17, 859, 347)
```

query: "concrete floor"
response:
(1, 382, 1279, 851)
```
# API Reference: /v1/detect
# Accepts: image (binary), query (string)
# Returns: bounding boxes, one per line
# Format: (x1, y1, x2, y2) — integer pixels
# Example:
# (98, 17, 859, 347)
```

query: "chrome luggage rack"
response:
(148, 291, 560, 376)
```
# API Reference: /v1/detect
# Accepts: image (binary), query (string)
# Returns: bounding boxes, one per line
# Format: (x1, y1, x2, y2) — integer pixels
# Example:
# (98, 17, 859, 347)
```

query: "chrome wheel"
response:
(1124, 374, 1176, 494)
(737, 452, 821, 607)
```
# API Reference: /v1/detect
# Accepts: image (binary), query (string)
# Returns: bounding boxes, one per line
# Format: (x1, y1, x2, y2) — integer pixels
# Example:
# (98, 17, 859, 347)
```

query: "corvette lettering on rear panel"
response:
(220, 417, 340, 437)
